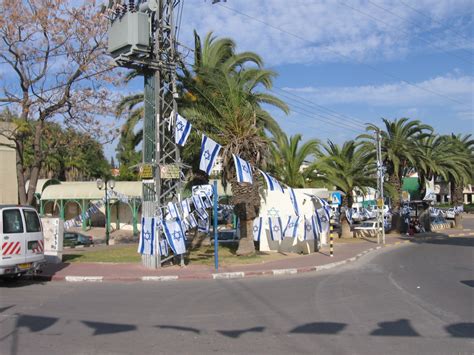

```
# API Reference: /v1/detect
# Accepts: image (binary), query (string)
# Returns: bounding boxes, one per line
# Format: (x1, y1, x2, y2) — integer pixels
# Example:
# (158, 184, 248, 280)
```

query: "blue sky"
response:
(115, 0, 473, 158)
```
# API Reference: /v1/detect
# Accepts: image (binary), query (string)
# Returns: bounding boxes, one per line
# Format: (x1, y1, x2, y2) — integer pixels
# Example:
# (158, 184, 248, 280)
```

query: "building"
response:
(0, 122, 18, 204)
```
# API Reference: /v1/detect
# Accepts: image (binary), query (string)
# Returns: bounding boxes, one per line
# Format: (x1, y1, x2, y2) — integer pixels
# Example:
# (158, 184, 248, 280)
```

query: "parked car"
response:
(0, 205, 45, 281)
(63, 232, 94, 247)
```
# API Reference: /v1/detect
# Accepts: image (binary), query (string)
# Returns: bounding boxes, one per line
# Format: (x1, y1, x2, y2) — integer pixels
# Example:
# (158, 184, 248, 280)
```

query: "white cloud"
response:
(179, 0, 474, 66)
(284, 74, 474, 107)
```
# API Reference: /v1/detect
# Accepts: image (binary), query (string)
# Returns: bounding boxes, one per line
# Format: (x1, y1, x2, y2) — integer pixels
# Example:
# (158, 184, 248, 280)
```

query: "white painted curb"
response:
(272, 268, 297, 276)
(212, 272, 245, 279)
(65, 276, 103, 282)
(141, 276, 178, 281)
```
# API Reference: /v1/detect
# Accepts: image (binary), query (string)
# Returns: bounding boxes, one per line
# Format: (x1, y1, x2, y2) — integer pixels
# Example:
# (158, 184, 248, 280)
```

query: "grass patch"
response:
(63, 243, 291, 265)
(63, 245, 141, 263)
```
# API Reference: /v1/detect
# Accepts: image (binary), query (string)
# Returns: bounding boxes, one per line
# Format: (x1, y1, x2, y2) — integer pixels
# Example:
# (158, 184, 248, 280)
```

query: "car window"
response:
(23, 209, 41, 233)
(64, 233, 76, 239)
(2, 209, 24, 234)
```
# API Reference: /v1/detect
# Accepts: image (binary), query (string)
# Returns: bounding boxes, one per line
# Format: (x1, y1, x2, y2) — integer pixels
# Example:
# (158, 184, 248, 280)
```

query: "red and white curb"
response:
(36, 241, 412, 282)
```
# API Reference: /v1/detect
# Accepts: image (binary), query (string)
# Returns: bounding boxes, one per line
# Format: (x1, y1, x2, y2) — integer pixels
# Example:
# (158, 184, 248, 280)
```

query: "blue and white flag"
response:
(304, 216, 318, 241)
(159, 239, 169, 257)
(175, 113, 192, 146)
(167, 201, 180, 219)
(198, 218, 209, 233)
(345, 208, 353, 225)
(186, 213, 198, 228)
(317, 208, 330, 233)
(316, 197, 331, 221)
(162, 219, 187, 255)
(288, 187, 300, 216)
(138, 217, 155, 255)
(313, 211, 322, 234)
(192, 195, 204, 210)
(253, 217, 263, 241)
(233, 154, 253, 184)
(202, 194, 213, 209)
(195, 208, 209, 221)
(268, 217, 284, 241)
(199, 135, 222, 175)
(259, 170, 284, 193)
(284, 216, 300, 238)
(181, 198, 192, 217)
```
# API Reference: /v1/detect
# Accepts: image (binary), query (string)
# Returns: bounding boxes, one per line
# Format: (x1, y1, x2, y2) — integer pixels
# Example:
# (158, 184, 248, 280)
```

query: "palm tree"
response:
(270, 133, 319, 187)
(359, 118, 432, 230)
(311, 140, 375, 237)
(183, 64, 288, 255)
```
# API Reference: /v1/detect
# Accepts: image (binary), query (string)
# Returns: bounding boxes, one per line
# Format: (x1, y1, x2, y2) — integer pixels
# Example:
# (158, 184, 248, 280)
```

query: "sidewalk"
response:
(35, 234, 420, 282)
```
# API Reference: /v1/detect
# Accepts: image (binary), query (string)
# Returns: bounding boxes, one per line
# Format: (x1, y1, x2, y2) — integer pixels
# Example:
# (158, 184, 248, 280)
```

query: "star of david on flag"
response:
(316, 208, 330, 233)
(175, 113, 192, 146)
(304, 216, 319, 241)
(316, 196, 331, 221)
(259, 170, 284, 193)
(288, 187, 300, 216)
(268, 217, 284, 241)
(284, 216, 300, 238)
(162, 219, 187, 255)
(233, 154, 253, 184)
(138, 217, 155, 255)
(199, 135, 222, 175)
(253, 217, 263, 241)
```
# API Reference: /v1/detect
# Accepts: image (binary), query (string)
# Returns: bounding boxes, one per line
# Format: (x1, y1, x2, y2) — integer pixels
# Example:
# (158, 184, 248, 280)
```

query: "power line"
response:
(339, 1, 473, 65)
(217, 2, 466, 105)
(366, 0, 473, 57)
(398, 0, 474, 44)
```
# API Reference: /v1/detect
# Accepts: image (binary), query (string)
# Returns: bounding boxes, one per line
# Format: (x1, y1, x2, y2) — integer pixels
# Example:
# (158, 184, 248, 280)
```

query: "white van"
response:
(0, 205, 45, 280)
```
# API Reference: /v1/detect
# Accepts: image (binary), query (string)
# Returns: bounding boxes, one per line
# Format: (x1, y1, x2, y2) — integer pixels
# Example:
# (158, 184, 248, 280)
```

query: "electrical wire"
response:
(216, 2, 467, 106)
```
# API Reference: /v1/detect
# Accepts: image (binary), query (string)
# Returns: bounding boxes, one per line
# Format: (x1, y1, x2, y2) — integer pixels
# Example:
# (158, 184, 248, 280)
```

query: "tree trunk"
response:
(190, 229, 210, 249)
(388, 173, 402, 232)
(236, 219, 255, 256)
(340, 216, 352, 238)
(454, 214, 463, 229)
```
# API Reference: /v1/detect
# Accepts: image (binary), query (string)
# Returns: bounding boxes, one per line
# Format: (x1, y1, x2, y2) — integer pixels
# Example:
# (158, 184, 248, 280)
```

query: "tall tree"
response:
(270, 133, 319, 188)
(183, 62, 288, 255)
(0, 0, 120, 205)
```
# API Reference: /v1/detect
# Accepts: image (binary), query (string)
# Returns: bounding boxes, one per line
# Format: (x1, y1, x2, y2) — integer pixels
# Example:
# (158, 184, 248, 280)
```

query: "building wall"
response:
(0, 122, 18, 204)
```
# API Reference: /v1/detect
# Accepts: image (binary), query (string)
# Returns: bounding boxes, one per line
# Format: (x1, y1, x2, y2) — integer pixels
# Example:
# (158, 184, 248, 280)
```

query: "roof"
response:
(25, 178, 61, 195)
(41, 181, 142, 201)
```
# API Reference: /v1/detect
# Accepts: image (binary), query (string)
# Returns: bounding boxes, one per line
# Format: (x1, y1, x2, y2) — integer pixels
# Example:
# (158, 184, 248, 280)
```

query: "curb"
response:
(33, 241, 412, 283)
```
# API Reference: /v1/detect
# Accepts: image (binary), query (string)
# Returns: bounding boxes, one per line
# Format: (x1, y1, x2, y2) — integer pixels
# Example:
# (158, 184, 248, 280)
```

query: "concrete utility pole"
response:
(375, 129, 386, 244)
(107, 0, 182, 268)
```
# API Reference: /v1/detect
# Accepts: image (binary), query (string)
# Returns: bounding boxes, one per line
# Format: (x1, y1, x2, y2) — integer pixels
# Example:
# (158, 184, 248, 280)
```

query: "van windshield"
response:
(2, 209, 24, 233)
(23, 210, 41, 232)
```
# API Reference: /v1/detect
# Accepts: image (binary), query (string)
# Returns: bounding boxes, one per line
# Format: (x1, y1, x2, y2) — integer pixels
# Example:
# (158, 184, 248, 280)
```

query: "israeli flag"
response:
(175, 113, 192, 146)
(195, 208, 209, 221)
(199, 135, 222, 175)
(159, 239, 169, 257)
(186, 213, 198, 228)
(316, 197, 331, 221)
(317, 208, 330, 233)
(138, 217, 155, 255)
(253, 217, 263, 241)
(181, 198, 192, 217)
(198, 218, 209, 233)
(259, 170, 284, 193)
(288, 187, 300, 216)
(268, 217, 284, 241)
(233, 154, 253, 184)
(162, 219, 187, 255)
(284, 216, 300, 238)
(192, 195, 204, 210)
(167, 201, 180, 219)
(345, 208, 353, 225)
(202, 194, 213, 209)
(304, 216, 318, 240)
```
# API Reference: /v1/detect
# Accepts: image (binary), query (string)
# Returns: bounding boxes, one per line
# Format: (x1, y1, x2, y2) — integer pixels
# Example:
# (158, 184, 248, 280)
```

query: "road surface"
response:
(1, 237, 473, 354)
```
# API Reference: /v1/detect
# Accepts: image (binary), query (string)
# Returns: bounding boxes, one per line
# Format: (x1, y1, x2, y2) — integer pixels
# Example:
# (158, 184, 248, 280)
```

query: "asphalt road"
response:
(1, 237, 473, 355)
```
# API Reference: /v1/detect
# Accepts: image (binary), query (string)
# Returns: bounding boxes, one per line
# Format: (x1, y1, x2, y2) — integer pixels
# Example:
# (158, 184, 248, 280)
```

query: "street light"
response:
(97, 178, 115, 245)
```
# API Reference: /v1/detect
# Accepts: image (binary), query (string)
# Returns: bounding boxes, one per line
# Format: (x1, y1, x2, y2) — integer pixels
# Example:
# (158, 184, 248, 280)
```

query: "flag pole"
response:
(213, 180, 219, 271)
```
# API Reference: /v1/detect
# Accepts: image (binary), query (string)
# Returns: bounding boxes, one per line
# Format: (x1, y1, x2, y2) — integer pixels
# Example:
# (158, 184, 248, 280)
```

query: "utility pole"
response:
(375, 129, 385, 244)
(107, 0, 182, 268)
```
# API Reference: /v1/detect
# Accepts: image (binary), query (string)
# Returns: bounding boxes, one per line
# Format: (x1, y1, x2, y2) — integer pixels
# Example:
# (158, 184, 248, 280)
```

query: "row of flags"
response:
(253, 212, 330, 242)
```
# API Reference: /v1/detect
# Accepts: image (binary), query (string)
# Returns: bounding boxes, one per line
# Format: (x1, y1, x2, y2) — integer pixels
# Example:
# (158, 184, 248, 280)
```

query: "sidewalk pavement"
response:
(35, 234, 423, 283)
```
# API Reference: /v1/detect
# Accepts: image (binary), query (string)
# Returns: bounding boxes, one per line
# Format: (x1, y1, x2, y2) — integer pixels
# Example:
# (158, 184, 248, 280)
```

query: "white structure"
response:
(257, 188, 330, 254)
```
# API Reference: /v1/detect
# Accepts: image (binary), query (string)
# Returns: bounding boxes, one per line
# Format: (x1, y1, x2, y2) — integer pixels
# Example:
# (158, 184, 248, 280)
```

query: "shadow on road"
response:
(370, 319, 420, 337)
(217, 326, 265, 338)
(156, 325, 201, 334)
(81, 320, 137, 336)
(290, 322, 347, 334)
(445, 323, 474, 338)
